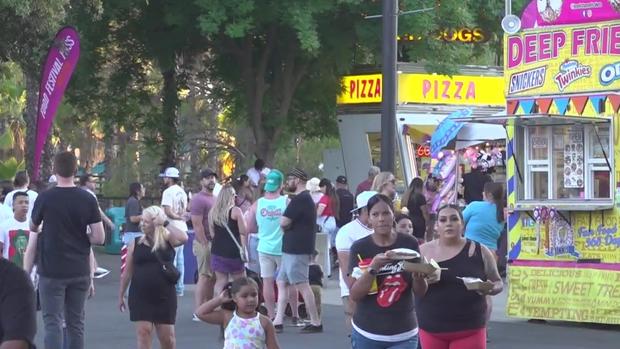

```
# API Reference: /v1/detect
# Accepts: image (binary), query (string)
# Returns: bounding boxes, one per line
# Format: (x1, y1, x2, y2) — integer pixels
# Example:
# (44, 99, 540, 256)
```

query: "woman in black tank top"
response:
(416, 205, 503, 349)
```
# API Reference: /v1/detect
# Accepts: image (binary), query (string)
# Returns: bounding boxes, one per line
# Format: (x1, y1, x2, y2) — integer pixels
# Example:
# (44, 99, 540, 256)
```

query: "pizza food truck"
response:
(336, 63, 507, 195)
(453, 0, 620, 324)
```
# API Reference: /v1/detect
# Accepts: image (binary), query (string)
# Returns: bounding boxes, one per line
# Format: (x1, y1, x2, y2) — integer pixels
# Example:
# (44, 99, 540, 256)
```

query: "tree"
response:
(0, 0, 72, 178)
(195, 0, 512, 163)
(195, 0, 366, 163)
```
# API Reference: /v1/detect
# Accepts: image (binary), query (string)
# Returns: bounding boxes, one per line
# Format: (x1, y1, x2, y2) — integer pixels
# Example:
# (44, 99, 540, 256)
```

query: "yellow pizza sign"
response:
(337, 73, 504, 106)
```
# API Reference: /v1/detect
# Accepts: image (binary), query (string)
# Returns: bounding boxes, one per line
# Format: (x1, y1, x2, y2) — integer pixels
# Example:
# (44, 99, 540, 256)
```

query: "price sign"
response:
(417, 145, 431, 158)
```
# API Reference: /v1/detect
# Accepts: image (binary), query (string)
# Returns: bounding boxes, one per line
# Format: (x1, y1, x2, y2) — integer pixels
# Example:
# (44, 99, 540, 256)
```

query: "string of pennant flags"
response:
(507, 94, 620, 116)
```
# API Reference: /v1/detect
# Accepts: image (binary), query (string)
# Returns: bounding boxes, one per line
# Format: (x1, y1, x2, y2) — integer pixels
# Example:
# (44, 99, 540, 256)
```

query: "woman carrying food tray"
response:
(347, 194, 429, 349)
(416, 204, 503, 349)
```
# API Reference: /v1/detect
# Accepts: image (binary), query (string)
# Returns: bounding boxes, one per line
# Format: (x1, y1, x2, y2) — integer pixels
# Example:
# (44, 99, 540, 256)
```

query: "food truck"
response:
(336, 63, 506, 194)
(457, 0, 620, 324)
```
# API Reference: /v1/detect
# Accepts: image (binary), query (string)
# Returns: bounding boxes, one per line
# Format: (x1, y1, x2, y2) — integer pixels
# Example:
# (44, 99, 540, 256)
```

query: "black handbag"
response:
(153, 242, 180, 285)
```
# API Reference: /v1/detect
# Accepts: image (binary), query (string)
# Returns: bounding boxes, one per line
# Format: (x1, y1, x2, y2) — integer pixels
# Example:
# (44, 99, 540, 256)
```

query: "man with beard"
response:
(190, 169, 218, 319)
(160, 167, 188, 296)
(273, 168, 322, 333)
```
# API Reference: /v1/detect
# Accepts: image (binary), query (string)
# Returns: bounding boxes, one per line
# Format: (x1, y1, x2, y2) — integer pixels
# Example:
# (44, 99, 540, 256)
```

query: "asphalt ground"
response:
(30, 251, 620, 349)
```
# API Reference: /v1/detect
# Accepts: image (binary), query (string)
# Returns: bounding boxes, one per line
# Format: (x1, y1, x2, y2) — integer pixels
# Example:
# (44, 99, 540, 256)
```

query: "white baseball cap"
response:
(159, 167, 180, 178)
(351, 190, 378, 212)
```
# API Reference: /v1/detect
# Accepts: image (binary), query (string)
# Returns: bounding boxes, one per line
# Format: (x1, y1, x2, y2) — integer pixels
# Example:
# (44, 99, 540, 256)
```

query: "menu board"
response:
(563, 130, 584, 188)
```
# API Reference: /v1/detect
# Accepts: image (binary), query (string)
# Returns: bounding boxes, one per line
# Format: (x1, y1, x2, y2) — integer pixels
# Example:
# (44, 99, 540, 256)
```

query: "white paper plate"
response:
(387, 248, 420, 260)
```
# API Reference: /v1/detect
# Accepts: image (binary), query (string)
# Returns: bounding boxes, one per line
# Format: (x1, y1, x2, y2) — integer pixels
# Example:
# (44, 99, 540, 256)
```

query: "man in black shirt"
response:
(462, 168, 492, 204)
(0, 258, 36, 349)
(273, 167, 323, 333)
(30, 152, 105, 349)
(334, 175, 354, 228)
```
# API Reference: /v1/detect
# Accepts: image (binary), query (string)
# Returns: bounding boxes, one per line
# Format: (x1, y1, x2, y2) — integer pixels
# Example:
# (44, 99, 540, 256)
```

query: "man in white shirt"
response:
(0, 192, 30, 267)
(79, 174, 115, 231)
(160, 167, 188, 296)
(246, 159, 270, 187)
(335, 190, 376, 332)
(3, 171, 38, 220)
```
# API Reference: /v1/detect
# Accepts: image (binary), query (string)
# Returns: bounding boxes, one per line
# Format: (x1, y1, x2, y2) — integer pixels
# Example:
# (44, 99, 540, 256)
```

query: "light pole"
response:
(369, 3, 434, 173)
(380, 0, 398, 173)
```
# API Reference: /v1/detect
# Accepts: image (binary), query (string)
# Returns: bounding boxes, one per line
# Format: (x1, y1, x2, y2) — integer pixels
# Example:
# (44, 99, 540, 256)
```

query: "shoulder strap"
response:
(223, 221, 243, 251)
(466, 239, 475, 257)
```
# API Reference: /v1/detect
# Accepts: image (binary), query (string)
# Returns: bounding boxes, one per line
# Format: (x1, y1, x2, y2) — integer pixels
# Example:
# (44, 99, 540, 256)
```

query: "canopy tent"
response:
(407, 109, 506, 156)
(455, 122, 506, 149)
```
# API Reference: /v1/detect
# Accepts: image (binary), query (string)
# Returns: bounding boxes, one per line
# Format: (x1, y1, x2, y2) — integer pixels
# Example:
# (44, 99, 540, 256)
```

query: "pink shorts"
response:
(419, 328, 486, 349)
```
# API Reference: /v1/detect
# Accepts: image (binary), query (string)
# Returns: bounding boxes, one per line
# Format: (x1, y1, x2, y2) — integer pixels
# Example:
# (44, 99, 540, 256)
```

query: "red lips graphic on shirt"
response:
(376, 273, 407, 308)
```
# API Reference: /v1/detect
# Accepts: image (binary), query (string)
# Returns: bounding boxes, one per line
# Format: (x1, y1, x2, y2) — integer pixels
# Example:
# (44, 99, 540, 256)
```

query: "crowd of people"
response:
(0, 153, 507, 349)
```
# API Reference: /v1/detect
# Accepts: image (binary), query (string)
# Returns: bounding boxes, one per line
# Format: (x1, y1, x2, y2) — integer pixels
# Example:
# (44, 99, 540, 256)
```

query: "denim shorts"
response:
(351, 328, 418, 349)
(277, 253, 311, 285)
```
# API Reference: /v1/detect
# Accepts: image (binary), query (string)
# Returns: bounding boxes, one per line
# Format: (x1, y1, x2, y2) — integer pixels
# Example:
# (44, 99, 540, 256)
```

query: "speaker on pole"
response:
(501, 14, 521, 34)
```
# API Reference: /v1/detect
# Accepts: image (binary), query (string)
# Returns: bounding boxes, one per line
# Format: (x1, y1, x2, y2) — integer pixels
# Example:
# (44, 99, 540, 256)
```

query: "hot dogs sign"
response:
(505, 20, 620, 97)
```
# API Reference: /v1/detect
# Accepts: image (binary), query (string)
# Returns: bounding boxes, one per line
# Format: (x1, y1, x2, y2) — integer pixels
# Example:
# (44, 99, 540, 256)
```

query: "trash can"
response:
(104, 207, 125, 255)
(183, 230, 197, 285)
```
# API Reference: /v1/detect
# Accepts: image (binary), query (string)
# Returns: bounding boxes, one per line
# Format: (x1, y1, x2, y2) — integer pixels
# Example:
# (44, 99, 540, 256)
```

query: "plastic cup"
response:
(358, 259, 378, 295)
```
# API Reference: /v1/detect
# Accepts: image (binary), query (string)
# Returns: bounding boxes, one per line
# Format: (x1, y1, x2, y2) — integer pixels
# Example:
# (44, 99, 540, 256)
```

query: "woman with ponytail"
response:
(463, 182, 505, 252)
(232, 174, 254, 213)
(317, 178, 340, 266)
(119, 206, 188, 349)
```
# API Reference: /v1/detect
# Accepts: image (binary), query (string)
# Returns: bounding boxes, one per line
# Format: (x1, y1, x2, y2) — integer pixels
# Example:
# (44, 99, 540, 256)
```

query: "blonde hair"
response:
(371, 172, 394, 192)
(140, 206, 168, 252)
(209, 184, 236, 228)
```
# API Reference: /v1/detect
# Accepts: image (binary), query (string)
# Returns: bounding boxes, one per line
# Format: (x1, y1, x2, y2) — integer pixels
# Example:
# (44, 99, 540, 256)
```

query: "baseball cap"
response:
(351, 191, 378, 213)
(264, 170, 284, 192)
(159, 167, 180, 178)
(200, 168, 218, 179)
(306, 177, 320, 192)
(336, 175, 347, 185)
(288, 167, 309, 181)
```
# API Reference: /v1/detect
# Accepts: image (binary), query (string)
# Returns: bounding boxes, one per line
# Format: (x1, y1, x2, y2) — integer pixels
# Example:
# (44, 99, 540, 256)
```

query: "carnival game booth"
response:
(457, 0, 620, 325)
(425, 108, 507, 211)
(336, 64, 505, 191)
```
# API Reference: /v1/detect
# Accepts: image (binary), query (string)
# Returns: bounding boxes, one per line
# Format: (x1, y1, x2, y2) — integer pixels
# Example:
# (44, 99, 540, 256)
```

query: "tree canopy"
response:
(0, 0, 524, 179)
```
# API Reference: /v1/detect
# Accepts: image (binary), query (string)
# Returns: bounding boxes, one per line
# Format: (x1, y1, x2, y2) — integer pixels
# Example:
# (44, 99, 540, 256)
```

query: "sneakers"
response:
(93, 267, 110, 279)
(192, 313, 201, 322)
(300, 324, 323, 333)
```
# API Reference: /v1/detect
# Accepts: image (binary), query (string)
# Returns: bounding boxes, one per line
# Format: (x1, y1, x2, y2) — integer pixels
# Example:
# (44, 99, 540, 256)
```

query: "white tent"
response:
(456, 122, 506, 149)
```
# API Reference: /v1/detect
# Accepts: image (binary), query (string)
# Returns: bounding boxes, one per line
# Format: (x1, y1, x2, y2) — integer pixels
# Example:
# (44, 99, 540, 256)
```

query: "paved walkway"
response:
(30, 251, 620, 348)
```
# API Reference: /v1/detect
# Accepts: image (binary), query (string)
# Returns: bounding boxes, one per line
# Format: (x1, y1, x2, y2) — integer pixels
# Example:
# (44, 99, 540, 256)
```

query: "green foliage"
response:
(0, 63, 25, 123)
(0, 129, 24, 180)
(0, 157, 25, 180)
(196, 0, 507, 160)
(0, 129, 13, 150)
(272, 137, 341, 179)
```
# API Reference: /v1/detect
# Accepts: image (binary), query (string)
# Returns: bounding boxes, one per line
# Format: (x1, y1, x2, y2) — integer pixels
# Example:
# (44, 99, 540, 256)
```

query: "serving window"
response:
(515, 120, 613, 208)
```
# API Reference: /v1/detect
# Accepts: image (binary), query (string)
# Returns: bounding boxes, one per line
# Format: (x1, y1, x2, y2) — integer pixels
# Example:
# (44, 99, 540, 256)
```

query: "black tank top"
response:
(416, 240, 487, 333)
(212, 209, 242, 259)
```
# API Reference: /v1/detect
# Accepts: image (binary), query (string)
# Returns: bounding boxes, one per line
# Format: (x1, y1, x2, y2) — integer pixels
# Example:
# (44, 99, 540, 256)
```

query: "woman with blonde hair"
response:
(209, 184, 248, 296)
(371, 171, 397, 201)
(119, 205, 188, 349)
